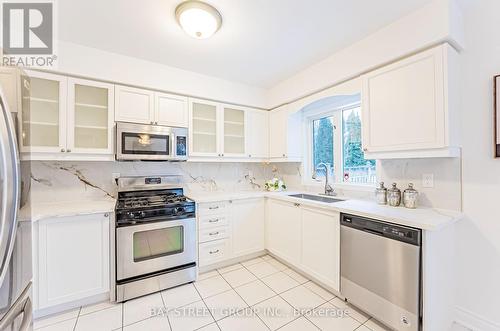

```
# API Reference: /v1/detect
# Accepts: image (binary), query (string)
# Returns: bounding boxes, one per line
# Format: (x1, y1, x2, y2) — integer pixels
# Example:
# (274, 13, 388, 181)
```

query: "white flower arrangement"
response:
(264, 177, 286, 191)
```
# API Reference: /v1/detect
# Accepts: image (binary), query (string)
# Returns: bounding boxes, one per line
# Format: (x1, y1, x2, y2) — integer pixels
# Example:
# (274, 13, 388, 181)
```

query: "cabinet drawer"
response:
(199, 215, 228, 229)
(198, 202, 226, 216)
(199, 225, 229, 243)
(199, 239, 230, 266)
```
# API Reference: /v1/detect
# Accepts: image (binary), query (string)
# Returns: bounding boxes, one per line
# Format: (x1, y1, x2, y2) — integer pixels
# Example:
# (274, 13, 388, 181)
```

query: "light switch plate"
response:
(422, 174, 434, 188)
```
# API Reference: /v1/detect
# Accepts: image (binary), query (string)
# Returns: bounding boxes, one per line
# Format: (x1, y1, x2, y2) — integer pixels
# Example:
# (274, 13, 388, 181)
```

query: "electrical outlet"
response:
(422, 174, 434, 188)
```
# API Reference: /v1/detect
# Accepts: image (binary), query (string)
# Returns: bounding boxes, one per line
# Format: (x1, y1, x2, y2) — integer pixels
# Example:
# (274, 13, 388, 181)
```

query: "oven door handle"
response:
(116, 217, 195, 234)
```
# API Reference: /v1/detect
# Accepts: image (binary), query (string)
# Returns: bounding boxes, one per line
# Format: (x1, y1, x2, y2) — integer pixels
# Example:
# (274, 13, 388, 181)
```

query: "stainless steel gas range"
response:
(111, 176, 197, 302)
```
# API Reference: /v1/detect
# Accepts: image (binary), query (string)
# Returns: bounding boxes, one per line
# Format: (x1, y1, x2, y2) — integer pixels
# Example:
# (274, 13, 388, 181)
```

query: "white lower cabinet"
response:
(34, 213, 110, 311)
(231, 198, 265, 258)
(266, 198, 340, 291)
(265, 199, 301, 265)
(300, 206, 340, 291)
(197, 198, 265, 268)
(199, 239, 231, 266)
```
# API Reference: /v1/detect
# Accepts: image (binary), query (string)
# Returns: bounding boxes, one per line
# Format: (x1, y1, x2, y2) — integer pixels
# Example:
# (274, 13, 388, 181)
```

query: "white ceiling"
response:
(59, 0, 432, 88)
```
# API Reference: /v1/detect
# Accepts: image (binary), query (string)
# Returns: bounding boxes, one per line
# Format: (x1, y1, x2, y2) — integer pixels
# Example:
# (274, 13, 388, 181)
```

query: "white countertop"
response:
(19, 190, 463, 230)
(187, 190, 463, 231)
(18, 200, 116, 222)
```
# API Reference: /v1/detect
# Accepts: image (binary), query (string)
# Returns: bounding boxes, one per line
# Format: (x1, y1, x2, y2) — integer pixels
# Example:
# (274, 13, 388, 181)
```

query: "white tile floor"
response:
(34, 255, 391, 331)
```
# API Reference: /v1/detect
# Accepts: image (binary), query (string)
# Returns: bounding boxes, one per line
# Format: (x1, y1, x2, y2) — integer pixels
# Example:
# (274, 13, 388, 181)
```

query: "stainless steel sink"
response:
(288, 193, 344, 203)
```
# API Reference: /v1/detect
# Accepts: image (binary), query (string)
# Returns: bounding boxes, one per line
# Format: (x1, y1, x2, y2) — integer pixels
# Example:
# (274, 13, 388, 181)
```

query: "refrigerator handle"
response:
(0, 282, 32, 331)
(0, 94, 21, 286)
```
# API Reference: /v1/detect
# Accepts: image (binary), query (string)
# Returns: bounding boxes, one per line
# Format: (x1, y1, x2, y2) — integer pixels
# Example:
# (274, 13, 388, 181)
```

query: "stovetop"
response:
(115, 188, 195, 226)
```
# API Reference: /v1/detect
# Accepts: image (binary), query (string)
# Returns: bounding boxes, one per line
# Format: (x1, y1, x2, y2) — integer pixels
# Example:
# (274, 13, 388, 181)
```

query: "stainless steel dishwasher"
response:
(340, 214, 422, 331)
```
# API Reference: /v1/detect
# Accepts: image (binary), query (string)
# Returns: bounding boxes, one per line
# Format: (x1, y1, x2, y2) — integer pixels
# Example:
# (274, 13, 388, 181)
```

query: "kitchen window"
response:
(308, 103, 376, 185)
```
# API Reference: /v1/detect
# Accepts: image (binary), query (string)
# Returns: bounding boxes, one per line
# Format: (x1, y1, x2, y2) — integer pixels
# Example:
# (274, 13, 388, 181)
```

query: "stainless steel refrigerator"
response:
(0, 85, 32, 330)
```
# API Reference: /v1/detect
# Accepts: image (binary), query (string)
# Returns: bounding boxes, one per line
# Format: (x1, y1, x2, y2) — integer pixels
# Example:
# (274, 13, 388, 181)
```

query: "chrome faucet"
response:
(313, 163, 336, 196)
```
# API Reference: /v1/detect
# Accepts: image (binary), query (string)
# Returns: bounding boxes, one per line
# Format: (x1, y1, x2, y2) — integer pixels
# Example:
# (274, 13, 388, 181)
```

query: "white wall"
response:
(453, 1, 500, 329)
(266, 0, 464, 108)
(55, 41, 268, 109)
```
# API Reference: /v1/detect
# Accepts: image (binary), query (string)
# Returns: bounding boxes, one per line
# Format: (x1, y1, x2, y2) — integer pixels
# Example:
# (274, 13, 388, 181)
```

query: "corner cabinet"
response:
(361, 43, 460, 159)
(20, 70, 115, 160)
(188, 98, 269, 161)
(269, 104, 302, 161)
(33, 212, 110, 313)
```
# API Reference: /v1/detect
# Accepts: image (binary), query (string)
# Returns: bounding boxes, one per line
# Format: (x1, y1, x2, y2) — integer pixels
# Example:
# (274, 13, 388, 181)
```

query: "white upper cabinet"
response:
(114, 85, 154, 124)
(269, 104, 302, 160)
(67, 78, 114, 155)
(247, 109, 269, 158)
(115, 86, 188, 128)
(189, 98, 268, 160)
(0, 67, 21, 113)
(19, 70, 67, 154)
(361, 43, 460, 158)
(20, 70, 115, 160)
(155, 92, 188, 127)
(189, 98, 221, 157)
(222, 105, 246, 157)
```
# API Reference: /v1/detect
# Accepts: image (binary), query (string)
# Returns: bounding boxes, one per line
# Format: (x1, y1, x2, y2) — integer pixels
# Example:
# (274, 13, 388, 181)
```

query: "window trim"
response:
(303, 101, 375, 188)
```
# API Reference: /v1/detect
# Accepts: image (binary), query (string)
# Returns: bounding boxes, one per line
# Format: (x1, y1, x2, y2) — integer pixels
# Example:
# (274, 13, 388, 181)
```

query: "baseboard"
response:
(455, 306, 500, 331)
(34, 292, 110, 319)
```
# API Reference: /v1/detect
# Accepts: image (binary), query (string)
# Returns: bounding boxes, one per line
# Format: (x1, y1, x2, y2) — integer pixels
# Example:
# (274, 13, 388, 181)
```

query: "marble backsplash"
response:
(28, 161, 302, 204)
(28, 157, 462, 211)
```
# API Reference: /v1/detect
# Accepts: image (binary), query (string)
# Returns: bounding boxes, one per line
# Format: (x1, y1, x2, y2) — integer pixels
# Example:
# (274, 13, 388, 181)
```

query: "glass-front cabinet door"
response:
(20, 70, 67, 153)
(67, 78, 114, 154)
(223, 106, 246, 156)
(189, 99, 220, 157)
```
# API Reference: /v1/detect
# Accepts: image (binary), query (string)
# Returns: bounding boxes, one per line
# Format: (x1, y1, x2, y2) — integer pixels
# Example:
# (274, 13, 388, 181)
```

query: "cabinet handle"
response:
(209, 249, 220, 255)
(209, 231, 220, 236)
(282, 153, 286, 157)
(104, 213, 109, 217)
(66, 149, 71, 153)
(248, 154, 252, 157)
(363, 148, 368, 152)
(208, 218, 219, 223)
(61, 148, 65, 153)
(221, 153, 224, 157)
(294, 203, 300, 207)
(208, 206, 219, 210)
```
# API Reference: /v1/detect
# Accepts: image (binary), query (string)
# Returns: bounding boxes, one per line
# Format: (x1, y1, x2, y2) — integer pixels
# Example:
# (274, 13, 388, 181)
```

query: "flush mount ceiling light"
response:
(175, 1, 222, 39)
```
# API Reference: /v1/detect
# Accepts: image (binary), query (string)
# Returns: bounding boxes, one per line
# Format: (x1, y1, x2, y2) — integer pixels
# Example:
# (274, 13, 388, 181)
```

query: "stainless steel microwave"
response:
(116, 122, 188, 161)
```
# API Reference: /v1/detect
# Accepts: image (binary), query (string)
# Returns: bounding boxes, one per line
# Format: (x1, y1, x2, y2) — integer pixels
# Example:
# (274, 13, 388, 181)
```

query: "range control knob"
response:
(174, 207, 185, 215)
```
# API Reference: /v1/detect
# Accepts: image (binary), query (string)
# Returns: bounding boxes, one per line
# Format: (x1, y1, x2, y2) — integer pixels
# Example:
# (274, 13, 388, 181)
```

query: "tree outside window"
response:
(310, 104, 376, 185)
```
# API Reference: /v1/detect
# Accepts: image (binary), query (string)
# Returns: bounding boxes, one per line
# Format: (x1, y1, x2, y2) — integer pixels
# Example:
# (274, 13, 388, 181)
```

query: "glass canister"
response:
(375, 182, 387, 205)
(387, 183, 401, 207)
(403, 183, 419, 209)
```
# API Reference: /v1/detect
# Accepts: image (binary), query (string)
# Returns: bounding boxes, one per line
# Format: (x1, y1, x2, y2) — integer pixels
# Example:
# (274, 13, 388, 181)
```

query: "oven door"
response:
(116, 122, 173, 161)
(116, 218, 196, 281)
